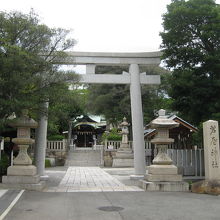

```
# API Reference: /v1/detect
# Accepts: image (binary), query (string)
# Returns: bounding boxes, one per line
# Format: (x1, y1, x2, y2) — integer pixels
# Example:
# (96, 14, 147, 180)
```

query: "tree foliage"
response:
(0, 10, 77, 131)
(160, 0, 220, 125)
(47, 88, 88, 136)
(87, 66, 171, 125)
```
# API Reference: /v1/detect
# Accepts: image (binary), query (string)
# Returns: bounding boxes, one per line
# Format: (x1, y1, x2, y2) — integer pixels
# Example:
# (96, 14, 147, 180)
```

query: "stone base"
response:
(114, 151, 134, 159)
(2, 172, 46, 191)
(148, 164, 178, 175)
(7, 165, 37, 176)
(140, 180, 189, 192)
(112, 158, 134, 167)
(112, 150, 134, 167)
(191, 180, 220, 195)
(145, 164, 182, 182)
(145, 174, 182, 182)
(0, 181, 46, 191)
(2, 175, 40, 184)
(40, 175, 50, 181)
(130, 174, 145, 180)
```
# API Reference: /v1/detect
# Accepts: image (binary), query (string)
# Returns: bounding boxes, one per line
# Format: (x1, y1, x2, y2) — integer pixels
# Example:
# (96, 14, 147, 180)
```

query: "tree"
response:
(0, 10, 77, 131)
(47, 88, 88, 137)
(87, 65, 171, 125)
(86, 66, 129, 126)
(160, 0, 220, 125)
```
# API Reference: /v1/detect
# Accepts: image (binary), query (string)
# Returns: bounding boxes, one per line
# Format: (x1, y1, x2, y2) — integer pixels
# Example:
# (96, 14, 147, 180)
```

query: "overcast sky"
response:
(1, 0, 176, 52)
(2, 0, 220, 72)
(2, 0, 220, 52)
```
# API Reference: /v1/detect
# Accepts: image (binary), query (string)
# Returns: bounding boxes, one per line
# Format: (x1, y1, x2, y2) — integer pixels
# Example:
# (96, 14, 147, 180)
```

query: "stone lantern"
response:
(140, 109, 189, 191)
(112, 117, 134, 167)
(119, 117, 130, 151)
(150, 109, 179, 168)
(3, 110, 45, 190)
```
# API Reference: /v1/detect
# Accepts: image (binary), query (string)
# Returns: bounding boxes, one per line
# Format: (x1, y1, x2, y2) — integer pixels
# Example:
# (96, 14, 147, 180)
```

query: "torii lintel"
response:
(54, 51, 162, 66)
(79, 73, 161, 85)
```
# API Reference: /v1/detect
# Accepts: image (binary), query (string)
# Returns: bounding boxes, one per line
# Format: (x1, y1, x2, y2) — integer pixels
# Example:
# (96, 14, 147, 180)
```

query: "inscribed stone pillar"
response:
(129, 64, 146, 176)
(203, 120, 220, 180)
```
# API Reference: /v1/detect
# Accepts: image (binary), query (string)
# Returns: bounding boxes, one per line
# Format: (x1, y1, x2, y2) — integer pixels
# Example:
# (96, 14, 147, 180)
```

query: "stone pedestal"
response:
(112, 155, 134, 167)
(146, 164, 182, 182)
(7, 165, 37, 176)
(140, 180, 189, 192)
(2, 110, 45, 191)
(112, 118, 134, 167)
(141, 109, 189, 192)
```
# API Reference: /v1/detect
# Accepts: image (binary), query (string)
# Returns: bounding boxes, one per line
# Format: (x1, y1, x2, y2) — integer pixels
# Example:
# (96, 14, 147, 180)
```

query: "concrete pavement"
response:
(1, 166, 220, 220)
(2, 190, 220, 220)
(0, 189, 24, 219)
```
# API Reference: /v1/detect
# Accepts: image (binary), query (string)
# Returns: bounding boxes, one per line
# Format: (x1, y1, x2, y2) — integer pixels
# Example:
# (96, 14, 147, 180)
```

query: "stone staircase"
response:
(65, 148, 102, 167)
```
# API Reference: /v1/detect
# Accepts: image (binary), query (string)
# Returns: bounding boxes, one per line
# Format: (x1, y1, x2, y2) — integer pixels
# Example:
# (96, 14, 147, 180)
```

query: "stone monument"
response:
(112, 117, 134, 167)
(192, 120, 220, 195)
(140, 109, 189, 191)
(2, 110, 45, 190)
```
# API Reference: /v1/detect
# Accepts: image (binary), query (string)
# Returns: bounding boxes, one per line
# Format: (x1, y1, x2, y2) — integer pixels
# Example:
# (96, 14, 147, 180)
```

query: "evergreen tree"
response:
(0, 10, 77, 131)
(160, 0, 220, 125)
(87, 66, 171, 125)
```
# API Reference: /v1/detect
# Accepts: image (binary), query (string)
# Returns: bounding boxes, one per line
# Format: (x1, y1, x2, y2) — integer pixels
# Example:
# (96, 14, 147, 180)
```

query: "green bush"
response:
(102, 128, 122, 141)
(107, 133, 122, 141)
(45, 159, 51, 168)
(47, 134, 65, 141)
(0, 153, 9, 175)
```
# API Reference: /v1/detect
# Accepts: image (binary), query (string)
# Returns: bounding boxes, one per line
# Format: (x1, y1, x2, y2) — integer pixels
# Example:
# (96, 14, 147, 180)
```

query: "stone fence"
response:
(43, 139, 204, 178)
(47, 139, 67, 152)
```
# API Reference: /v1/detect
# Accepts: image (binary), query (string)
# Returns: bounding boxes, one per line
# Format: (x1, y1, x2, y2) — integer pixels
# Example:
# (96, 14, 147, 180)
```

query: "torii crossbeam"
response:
(59, 51, 162, 177)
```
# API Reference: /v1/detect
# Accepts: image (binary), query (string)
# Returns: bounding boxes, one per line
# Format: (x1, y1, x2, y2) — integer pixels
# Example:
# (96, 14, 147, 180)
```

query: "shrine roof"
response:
(144, 114, 198, 137)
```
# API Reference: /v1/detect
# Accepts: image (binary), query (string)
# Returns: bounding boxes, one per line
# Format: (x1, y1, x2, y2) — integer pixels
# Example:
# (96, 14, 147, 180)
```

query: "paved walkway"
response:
(44, 167, 143, 192)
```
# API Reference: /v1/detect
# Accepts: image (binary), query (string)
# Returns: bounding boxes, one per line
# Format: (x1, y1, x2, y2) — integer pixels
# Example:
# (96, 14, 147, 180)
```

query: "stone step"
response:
(65, 150, 101, 167)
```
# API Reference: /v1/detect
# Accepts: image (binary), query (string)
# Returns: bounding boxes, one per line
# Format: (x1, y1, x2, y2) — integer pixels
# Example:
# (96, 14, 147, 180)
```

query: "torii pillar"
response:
(53, 51, 162, 177)
(129, 64, 145, 177)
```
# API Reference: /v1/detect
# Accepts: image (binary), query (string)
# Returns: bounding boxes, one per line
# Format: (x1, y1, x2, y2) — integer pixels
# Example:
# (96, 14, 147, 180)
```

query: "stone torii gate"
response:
(61, 51, 162, 177)
(35, 51, 161, 178)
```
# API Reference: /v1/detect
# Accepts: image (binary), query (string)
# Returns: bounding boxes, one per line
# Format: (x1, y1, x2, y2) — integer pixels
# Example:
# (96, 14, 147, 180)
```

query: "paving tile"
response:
(46, 166, 143, 192)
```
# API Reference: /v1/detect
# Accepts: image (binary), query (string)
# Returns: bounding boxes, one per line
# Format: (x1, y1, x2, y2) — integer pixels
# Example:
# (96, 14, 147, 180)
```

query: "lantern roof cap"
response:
(120, 117, 129, 127)
(9, 109, 38, 128)
(150, 109, 179, 129)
